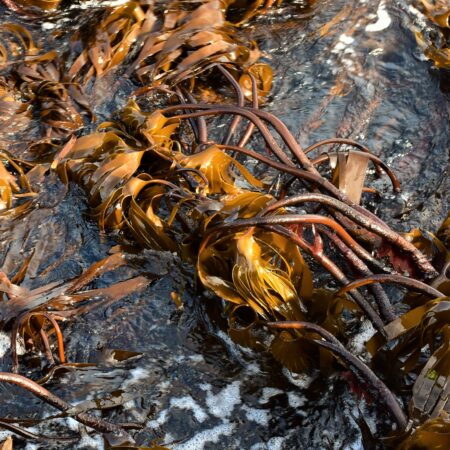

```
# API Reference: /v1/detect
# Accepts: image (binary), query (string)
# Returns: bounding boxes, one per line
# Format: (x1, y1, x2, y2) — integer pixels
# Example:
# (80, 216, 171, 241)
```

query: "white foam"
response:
(245, 362, 261, 374)
(216, 330, 246, 365)
(41, 22, 56, 30)
(70, 0, 129, 9)
(172, 423, 235, 450)
(0, 332, 11, 358)
(347, 320, 376, 357)
(259, 387, 283, 404)
(170, 396, 208, 423)
(282, 367, 314, 389)
(243, 405, 269, 426)
(65, 417, 80, 432)
(365, 0, 391, 32)
(287, 392, 305, 408)
(24, 444, 39, 450)
(147, 409, 169, 429)
(204, 381, 241, 419)
(0, 432, 12, 442)
(121, 367, 148, 388)
(78, 433, 104, 449)
(267, 436, 286, 450)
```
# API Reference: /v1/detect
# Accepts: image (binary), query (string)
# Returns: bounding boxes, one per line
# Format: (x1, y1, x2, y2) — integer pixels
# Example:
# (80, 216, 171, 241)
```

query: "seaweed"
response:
(0, 0, 448, 447)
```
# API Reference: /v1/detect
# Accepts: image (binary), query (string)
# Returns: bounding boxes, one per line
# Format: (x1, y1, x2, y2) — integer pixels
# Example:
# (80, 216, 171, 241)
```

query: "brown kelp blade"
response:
(198, 228, 312, 320)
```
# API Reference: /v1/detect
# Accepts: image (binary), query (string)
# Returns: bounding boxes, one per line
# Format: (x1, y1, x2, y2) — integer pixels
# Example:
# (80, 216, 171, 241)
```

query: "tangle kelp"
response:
(0, 0, 449, 448)
(415, 0, 450, 68)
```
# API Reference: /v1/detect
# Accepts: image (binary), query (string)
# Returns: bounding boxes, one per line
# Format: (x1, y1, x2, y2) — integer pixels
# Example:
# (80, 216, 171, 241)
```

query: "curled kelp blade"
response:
(397, 411, 450, 449)
(0, 436, 12, 450)
(68, 2, 156, 85)
(307, 288, 361, 336)
(227, 304, 266, 350)
(202, 191, 274, 229)
(367, 298, 450, 421)
(133, 0, 260, 84)
(0, 23, 40, 65)
(1, 0, 60, 15)
(437, 212, 450, 252)
(0, 79, 32, 135)
(411, 327, 450, 421)
(239, 63, 273, 102)
(0, 252, 150, 372)
(66, 0, 266, 88)
(0, 151, 36, 213)
(415, 29, 450, 69)
(198, 228, 312, 320)
(176, 145, 266, 195)
(270, 330, 316, 373)
(420, 0, 450, 29)
(404, 227, 449, 269)
(118, 100, 180, 147)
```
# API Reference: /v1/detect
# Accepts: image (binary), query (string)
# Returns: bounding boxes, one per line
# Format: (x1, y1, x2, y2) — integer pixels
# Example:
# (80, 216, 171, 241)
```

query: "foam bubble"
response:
(170, 396, 208, 423)
(243, 405, 269, 426)
(259, 387, 283, 404)
(204, 381, 241, 419)
(0, 332, 11, 358)
(365, 0, 392, 32)
(172, 423, 235, 450)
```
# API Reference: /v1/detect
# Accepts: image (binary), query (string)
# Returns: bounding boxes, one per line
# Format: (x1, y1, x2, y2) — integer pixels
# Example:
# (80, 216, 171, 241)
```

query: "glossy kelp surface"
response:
(0, 0, 449, 449)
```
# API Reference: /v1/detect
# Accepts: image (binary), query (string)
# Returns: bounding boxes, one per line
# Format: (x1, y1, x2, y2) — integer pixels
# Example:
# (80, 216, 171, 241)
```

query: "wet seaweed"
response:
(0, 0, 448, 447)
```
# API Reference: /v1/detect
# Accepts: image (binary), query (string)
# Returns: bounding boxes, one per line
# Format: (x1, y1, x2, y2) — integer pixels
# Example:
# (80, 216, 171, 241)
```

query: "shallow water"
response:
(0, 0, 448, 449)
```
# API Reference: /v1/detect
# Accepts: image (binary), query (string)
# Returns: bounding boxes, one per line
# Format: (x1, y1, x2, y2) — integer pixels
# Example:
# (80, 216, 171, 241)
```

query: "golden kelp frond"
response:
(404, 227, 449, 277)
(368, 297, 450, 420)
(175, 145, 266, 195)
(118, 100, 180, 149)
(222, 0, 283, 25)
(420, 0, 450, 28)
(93, 175, 187, 251)
(0, 23, 39, 66)
(0, 150, 36, 213)
(15, 61, 92, 139)
(239, 63, 273, 102)
(0, 79, 31, 136)
(198, 228, 312, 320)
(437, 212, 450, 250)
(63, 0, 273, 97)
(54, 127, 197, 251)
(1, 0, 60, 15)
(0, 252, 150, 372)
(398, 412, 450, 450)
(0, 436, 12, 450)
(134, 0, 260, 84)
(203, 191, 274, 229)
(56, 131, 143, 191)
(68, 2, 155, 85)
(415, 1, 450, 68)
(416, 31, 450, 69)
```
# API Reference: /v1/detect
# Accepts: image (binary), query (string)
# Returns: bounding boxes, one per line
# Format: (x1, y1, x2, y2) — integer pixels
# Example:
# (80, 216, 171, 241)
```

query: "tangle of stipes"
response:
(0, 3, 447, 446)
(48, 61, 450, 441)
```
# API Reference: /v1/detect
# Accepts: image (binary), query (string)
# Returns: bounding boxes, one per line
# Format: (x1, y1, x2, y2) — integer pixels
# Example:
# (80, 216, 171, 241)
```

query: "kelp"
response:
(397, 412, 450, 449)
(0, 252, 150, 372)
(16, 60, 92, 138)
(198, 228, 312, 320)
(66, 0, 267, 88)
(415, 0, 450, 68)
(0, 23, 40, 66)
(0, 150, 36, 214)
(0, 437, 12, 450)
(0, 1, 447, 447)
(1, 0, 60, 15)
